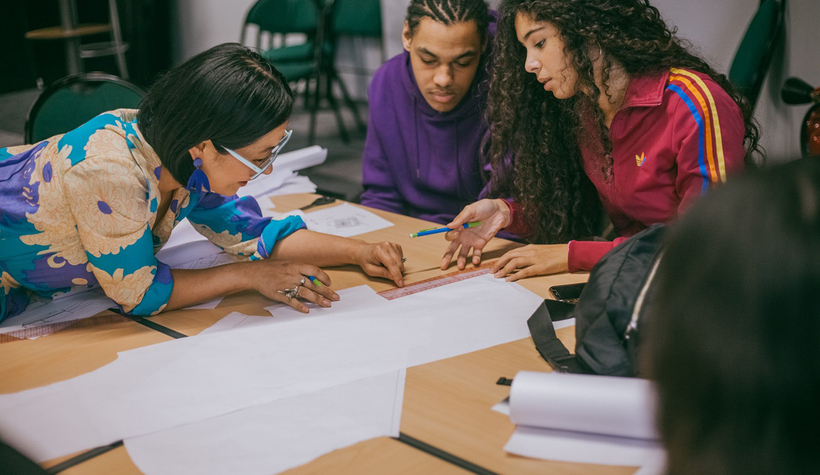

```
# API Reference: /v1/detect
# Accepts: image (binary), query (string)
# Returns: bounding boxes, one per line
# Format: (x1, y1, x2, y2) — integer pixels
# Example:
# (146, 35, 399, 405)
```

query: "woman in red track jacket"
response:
(440, 0, 761, 279)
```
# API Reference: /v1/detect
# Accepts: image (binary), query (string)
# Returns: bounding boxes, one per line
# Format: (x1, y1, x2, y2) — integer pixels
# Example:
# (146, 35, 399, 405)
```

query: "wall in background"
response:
(173, 0, 819, 162)
(171, 0, 387, 104)
(651, 0, 820, 162)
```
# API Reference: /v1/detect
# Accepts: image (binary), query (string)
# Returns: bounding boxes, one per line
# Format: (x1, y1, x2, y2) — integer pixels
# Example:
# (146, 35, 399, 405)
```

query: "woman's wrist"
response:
(232, 260, 262, 292)
(348, 239, 369, 266)
(496, 199, 512, 228)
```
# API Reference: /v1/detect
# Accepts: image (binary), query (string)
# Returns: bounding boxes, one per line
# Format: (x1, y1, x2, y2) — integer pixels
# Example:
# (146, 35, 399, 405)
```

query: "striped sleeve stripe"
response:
(667, 83, 710, 194)
(670, 67, 728, 182)
(669, 74, 718, 184)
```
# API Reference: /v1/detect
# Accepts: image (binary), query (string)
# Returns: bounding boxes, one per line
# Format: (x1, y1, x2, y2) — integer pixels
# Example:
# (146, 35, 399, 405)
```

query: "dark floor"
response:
(0, 89, 367, 201)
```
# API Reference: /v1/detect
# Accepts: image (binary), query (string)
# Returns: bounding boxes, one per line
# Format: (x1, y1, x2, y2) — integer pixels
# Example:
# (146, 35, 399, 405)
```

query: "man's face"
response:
(403, 17, 485, 113)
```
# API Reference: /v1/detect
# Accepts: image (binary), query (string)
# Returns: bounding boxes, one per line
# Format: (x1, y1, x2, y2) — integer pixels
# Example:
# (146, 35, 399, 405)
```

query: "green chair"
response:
(319, 0, 382, 137)
(728, 0, 786, 109)
(24, 72, 144, 144)
(243, 0, 342, 144)
(241, 0, 321, 82)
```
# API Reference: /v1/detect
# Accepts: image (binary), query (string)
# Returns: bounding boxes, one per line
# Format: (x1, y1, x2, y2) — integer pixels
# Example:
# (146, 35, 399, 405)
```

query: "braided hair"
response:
(405, 0, 491, 44)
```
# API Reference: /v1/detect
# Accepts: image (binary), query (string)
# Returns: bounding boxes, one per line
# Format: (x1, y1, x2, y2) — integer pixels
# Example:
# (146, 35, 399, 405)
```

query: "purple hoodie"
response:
(360, 22, 494, 224)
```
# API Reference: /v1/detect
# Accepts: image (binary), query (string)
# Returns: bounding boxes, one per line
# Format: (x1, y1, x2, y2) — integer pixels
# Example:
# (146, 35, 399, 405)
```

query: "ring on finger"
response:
(299, 276, 306, 286)
(278, 286, 300, 299)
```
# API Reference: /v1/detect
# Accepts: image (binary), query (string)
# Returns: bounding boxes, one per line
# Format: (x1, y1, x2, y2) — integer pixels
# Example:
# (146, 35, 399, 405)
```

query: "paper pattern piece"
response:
(0, 275, 542, 463)
(264, 285, 388, 322)
(125, 370, 405, 475)
(0, 288, 114, 339)
(198, 312, 275, 335)
(504, 371, 664, 467)
(303, 203, 394, 237)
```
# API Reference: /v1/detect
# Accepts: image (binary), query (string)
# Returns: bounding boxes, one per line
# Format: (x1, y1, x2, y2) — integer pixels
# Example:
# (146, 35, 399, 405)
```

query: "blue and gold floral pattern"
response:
(0, 109, 305, 321)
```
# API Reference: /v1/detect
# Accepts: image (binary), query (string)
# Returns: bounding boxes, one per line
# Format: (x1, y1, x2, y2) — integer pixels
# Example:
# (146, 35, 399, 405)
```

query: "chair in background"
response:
(316, 0, 382, 140)
(25, 0, 130, 79)
(241, 0, 320, 86)
(242, 0, 334, 144)
(728, 0, 786, 109)
(24, 72, 144, 144)
(242, 0, 381, 145)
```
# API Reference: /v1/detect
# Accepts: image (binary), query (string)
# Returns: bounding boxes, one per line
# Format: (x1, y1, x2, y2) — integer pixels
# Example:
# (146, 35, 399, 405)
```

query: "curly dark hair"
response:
(487, 0, 763, 244)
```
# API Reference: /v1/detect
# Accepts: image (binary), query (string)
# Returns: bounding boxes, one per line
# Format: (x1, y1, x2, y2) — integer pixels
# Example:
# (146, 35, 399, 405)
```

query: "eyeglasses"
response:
(223, 129, 292, 180)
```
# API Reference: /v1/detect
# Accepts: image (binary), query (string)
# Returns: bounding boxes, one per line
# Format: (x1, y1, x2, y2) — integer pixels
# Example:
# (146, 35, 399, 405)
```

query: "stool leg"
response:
(59, 0, 83, 75)
(326, 71, 349, 143)
(331, 67, 365, 133)
(109, 0, 129, 79)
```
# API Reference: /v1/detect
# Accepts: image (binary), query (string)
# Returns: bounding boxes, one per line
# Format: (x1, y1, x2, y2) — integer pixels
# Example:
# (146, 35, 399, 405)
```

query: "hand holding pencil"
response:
(439, 199, 512, 270)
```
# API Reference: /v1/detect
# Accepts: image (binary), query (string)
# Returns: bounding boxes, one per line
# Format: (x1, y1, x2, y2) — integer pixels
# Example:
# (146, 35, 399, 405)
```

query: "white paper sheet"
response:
(492, 398, 510, 416)
(267, 175, 317, 197)
(124, 370, 405, 475)
(234, 145, 325, 201)
(239, 172, 318, 203)
(264, 285, 390, 322)
(198, 312, 275, 335)
(182, 298, 223, 311)
(0, 316, 420, 462)
(269, 145, 327, 172)
(303, 203, 394, 237)
(505, 425, 663, 467)
(0, 276, 543, 463)
(0, 288, 114, 338)
(504, 371, 664, 467)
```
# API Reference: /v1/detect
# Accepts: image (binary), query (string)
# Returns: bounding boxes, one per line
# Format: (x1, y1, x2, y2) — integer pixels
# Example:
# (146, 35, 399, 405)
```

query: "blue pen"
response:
(307, 276, 323, 287)
(409, 221, 482, 238)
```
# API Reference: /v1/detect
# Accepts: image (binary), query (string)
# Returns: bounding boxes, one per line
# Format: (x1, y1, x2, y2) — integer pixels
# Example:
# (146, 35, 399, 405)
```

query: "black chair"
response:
(24, 72, 144, 144)
(728, 0, 787, 109)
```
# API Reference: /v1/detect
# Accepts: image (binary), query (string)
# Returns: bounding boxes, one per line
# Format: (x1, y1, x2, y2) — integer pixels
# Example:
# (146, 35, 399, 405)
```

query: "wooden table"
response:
(1, 194, 636, 474)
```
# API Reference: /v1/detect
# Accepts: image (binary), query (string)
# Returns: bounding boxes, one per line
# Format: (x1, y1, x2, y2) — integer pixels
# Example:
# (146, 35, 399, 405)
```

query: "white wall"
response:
(652, 0, 820, 162)
(172, 0, 820, 162)
(171, 0, 394, 101)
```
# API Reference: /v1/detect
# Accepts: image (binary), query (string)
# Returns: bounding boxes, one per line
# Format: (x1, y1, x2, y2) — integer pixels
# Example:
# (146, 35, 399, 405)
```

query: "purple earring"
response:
(186, 157, 211, 193)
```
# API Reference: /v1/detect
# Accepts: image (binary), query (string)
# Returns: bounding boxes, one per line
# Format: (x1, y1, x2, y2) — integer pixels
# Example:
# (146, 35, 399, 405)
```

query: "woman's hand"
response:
(355, 241, 405, 287)
(491, 244, 569, 281)
(441, 199, 511, 270)
(253, 260, 340, 313)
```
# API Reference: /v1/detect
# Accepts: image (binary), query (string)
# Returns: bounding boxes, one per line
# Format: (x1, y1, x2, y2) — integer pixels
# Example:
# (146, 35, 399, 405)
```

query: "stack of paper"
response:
(504, 371, 666, 472)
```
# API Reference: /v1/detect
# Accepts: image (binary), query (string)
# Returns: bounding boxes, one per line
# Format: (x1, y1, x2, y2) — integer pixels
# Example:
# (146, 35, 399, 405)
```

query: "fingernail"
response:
(332, 293, 340, 301)
(494, 273, 501, 278)
(399, 280, 404, 287)
(323, 299, 331, 306)
(505, 276, 513, 282)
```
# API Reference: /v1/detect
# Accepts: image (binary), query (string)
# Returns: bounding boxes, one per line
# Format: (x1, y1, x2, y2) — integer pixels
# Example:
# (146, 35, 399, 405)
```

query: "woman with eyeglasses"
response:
(0, 43, 405, 323)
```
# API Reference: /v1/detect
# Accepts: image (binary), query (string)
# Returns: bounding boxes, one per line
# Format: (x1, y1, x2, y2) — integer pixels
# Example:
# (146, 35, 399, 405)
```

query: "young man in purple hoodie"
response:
(360, 0, 495, 224)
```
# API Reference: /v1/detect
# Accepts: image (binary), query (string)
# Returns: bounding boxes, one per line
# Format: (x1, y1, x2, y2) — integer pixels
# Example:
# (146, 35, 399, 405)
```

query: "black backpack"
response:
(527, 224, 666, 377)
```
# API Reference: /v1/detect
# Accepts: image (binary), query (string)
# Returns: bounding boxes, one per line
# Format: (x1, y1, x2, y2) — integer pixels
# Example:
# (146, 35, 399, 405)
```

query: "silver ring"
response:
(299, 277, 306, 286)
(278, 286, 300, 299)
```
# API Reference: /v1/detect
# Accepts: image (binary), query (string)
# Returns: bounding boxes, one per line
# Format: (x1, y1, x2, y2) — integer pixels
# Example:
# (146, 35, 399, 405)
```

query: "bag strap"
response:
(527, 300, 590, 374)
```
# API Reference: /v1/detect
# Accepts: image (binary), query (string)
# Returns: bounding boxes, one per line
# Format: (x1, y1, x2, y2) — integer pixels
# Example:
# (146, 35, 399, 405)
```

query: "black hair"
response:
(137, 43, 293, 186)
(405, 0, 491, 45)
(647, 158, 820, 475)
